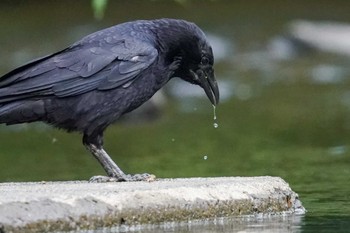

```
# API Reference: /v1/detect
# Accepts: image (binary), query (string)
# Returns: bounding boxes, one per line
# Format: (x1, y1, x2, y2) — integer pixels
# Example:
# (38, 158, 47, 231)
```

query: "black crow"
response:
(0, 19, 219, 182)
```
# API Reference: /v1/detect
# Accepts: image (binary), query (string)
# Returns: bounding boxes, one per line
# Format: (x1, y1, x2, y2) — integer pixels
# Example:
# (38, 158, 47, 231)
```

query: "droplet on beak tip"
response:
(212, 105, 219, 129)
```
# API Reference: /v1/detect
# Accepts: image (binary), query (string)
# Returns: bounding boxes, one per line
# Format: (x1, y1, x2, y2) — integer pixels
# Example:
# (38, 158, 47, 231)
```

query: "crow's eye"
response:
(201, 56, 209, 66)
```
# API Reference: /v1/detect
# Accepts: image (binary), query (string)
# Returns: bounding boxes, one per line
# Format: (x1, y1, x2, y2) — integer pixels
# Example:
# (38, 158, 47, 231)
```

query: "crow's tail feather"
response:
(0, 100, 45, 125)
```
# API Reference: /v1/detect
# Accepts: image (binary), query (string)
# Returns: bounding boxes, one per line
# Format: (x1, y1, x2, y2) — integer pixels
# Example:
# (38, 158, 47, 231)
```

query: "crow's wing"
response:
(0, 36, 158, 102)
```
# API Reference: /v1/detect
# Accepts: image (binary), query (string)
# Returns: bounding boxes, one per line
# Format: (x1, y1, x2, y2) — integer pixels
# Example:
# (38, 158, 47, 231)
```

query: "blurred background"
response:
(0, 0, 350, 231)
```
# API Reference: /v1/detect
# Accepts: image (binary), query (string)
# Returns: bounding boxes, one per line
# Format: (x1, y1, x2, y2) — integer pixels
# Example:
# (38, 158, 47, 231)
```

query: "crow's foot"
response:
(89, 173, 156, 183)
(89, 175, 118, 182)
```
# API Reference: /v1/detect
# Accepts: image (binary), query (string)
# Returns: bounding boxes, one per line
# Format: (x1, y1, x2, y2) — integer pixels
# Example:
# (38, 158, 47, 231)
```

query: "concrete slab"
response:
(0, 176, 305, 232)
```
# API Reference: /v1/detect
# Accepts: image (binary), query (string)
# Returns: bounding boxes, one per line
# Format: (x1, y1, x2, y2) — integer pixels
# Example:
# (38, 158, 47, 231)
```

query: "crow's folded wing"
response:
(0, 37, 158, 102)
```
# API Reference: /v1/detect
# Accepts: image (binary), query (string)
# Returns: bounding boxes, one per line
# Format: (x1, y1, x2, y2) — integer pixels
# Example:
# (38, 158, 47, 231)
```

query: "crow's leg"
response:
(83, 133, 156, 182)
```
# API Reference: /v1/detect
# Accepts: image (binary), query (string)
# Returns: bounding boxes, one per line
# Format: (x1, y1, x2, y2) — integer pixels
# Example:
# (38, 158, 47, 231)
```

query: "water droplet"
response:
(203, 155, 208, 160)
(212, 105, 218, 129)
(213, 105, 217, 120)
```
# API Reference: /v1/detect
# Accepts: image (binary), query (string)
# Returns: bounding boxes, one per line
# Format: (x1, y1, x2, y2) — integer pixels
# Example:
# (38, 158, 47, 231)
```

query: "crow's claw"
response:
(89, 173, 156, 183)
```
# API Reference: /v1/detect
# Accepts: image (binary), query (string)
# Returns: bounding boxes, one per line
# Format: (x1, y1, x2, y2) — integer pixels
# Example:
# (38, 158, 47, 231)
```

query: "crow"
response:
(0, 18, 219, 182)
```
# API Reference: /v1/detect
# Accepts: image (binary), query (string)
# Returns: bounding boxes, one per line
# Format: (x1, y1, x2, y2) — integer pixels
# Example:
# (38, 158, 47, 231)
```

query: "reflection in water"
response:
(103, 215, 303, 233)
(310, 64, 346, 84)
(289, 20, 350, 56)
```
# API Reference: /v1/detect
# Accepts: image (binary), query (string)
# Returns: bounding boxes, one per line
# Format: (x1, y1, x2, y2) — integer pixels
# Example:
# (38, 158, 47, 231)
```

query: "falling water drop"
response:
(213, 105, 219, 129)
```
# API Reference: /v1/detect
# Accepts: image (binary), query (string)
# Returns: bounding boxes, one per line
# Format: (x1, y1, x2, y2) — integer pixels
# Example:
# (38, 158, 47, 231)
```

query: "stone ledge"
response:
(0, 176, 305, 232)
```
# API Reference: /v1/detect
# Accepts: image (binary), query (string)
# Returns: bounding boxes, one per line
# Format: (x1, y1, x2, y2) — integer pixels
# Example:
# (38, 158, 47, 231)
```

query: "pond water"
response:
(1, 1, 350, 232)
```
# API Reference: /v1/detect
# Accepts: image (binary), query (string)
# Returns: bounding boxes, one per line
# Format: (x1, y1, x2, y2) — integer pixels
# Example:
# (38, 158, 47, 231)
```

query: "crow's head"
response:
(183, 40, 219, 106)
(154, 19, 220, 106)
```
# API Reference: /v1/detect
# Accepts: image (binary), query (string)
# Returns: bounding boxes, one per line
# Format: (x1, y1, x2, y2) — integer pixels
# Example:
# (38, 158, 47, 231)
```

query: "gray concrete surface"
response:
(0, 176, 305, 232)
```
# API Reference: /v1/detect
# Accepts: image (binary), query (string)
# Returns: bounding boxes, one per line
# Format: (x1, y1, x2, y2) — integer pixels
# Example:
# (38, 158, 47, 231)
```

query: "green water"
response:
(1, 1, 350, 232)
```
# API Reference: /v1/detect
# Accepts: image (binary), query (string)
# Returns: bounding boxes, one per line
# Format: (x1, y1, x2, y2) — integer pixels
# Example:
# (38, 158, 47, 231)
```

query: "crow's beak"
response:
(190, 69, 220, 106)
